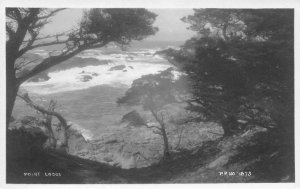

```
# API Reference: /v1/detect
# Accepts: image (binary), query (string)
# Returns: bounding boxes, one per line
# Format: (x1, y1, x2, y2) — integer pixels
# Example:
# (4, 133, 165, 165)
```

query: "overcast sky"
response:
(42, 8, 195, 42)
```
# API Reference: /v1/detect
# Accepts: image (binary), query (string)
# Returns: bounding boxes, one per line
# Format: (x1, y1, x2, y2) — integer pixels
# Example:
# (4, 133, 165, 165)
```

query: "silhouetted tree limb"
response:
(6, 8, 158, 125)
(17, 93, 70, 151)
(174, 126, 184, 149)
(17, 93, 68, 127)
(37, 8, 66, 19)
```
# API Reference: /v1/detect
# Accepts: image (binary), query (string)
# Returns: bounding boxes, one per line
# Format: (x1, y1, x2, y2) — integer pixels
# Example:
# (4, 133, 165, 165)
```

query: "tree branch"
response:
(6, 8, 22, 22)
(17, 48, 79, 84)
(18, 39, 69, 58)
(17, 27, 39, 57)
(15, 58, 41, 70)
(21, 30, 74, 43)
(150, 109, 166, 129)
(38, 9, 66, 19)
(32, 40, 69, 49)
(17, 41, 108, 84)
(7, 9, 66, 58)
(17, 93, 68, 127)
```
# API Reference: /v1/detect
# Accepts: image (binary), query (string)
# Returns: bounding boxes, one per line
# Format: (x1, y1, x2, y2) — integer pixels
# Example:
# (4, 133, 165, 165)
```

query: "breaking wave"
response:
(22, 48, 172, 95)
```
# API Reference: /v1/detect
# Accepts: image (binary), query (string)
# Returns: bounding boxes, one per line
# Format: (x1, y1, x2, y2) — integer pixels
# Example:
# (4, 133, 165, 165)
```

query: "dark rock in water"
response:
(19, 53, 111, 82)
(123, 70, 127, 72)
(121, 110, 146, 127)
(79, 71, 99, 77)
(79, 75, 93, 82)
(27, 57, 110, 82)
(129, 66, 134, 69)
(109, 65, 126, 71)
(28, 72, 50, 82)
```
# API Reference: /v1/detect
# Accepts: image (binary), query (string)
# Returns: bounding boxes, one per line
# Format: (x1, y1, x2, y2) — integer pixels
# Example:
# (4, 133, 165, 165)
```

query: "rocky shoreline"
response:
(9, 112, 222, 169)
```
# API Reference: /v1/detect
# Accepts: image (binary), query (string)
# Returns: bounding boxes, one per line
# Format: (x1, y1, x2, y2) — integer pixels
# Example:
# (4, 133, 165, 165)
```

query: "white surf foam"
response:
(22, 61, 172, 95)
(23, 47, 172, 95)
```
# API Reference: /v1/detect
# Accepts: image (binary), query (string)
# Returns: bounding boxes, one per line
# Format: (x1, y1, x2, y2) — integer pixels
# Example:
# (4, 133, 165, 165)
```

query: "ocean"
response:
(13, 40, 184, 140)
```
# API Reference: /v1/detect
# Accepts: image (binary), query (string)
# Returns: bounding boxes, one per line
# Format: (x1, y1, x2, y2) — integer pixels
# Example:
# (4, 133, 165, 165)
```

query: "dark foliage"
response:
(81, 9, 158, 45)
(117, 68, 179, 110)
(164, 9, 293, 138)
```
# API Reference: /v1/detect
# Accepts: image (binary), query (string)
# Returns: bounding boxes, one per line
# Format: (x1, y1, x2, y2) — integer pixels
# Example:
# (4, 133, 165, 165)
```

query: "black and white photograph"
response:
(2, 0, 299, 186)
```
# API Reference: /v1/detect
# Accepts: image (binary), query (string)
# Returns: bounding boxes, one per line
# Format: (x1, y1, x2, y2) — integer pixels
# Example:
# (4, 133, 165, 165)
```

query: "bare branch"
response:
(17, 48, 78, 84)
(17, 27, 39, 57)
(6, 14, 16, 21)
(31, 39, 69, 49)
(17, 40, 108, 84)
(18, 39, 69, 57)
(21, 29, 74, 43)
(6, 8, 22, 22)
(8, 9, 68, 58)
(38, 9, 66, 19)
(15, 58, 41, 70)
(18, 92, 70, 151)
(17, 93, 67, 127)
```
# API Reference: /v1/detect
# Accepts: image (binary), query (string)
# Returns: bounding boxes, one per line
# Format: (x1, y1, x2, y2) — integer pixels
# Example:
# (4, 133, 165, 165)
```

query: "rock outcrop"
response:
(79, 75, 93, 82)
(109, 65, 126, 71)
(76, 71, 99, 82)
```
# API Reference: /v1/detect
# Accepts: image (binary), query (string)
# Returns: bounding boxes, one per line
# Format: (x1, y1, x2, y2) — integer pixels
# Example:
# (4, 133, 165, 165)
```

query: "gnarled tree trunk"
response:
(161, 124, 170, 159)
(150, 109, 170, 159)
(18, 93, 69, 153)
(6, 53, 19, 127)
(43, 100, 58, 149)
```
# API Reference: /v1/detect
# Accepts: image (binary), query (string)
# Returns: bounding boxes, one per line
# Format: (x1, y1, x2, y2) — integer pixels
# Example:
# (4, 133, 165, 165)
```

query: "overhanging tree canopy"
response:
(6, 8, 158, 125)
(162, 9, 294, 137)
